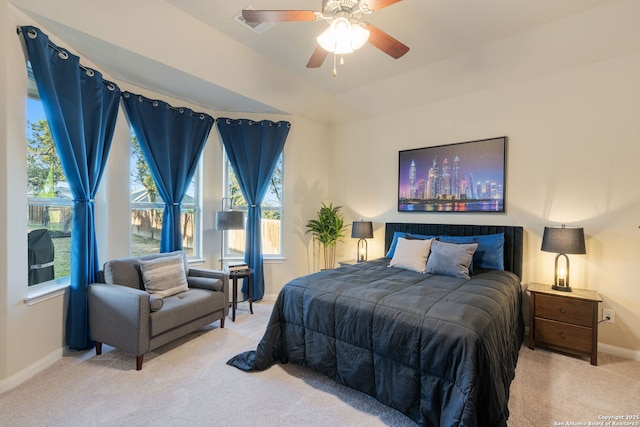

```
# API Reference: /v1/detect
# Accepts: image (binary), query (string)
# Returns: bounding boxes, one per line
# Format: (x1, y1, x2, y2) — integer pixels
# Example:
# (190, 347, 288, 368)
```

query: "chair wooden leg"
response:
(220, 317, 225, 328)
(136, 355, 144, 370)
(95, 342, 102, 355)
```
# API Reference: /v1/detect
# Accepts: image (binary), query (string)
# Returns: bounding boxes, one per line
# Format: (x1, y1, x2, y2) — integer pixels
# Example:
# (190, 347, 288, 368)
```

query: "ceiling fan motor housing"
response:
(323, 0, 369, 20)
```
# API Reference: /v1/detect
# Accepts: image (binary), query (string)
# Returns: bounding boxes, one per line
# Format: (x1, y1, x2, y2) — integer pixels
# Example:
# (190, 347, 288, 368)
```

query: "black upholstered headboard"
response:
(385, 223, 524, 280)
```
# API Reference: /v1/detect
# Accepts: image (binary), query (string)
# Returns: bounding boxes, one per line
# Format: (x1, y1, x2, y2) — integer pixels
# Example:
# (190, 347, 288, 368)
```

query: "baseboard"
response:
(0, 347, 63, 394)
(599, 343, 640, 362)
(262, 293, 279, 303)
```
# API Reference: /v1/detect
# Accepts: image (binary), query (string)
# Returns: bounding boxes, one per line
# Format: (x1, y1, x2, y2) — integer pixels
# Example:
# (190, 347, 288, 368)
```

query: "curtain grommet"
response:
(27, 28, 38, 39)
(58, 50, 69, 60)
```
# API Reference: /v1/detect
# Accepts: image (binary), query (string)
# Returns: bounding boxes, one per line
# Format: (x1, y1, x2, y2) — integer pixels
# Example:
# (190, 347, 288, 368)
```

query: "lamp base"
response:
(552, 284, 572, 292)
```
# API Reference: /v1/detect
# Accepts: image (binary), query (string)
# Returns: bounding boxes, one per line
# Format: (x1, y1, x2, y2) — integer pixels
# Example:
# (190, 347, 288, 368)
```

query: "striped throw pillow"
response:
(139, 254, 188, 298)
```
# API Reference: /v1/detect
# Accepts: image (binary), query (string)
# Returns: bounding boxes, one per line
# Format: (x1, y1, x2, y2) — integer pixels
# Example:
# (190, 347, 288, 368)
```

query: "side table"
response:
(228, 268, 254, 322)
(528, 282, 601, 365)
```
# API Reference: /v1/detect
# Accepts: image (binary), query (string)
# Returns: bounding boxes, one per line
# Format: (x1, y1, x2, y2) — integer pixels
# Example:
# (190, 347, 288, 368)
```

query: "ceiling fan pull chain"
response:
(333, 52, 338, 77)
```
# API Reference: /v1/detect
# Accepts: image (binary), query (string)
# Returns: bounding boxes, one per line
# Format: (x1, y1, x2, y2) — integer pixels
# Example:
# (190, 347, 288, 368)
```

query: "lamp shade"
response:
(215, 211, 244, 231)
(351, 221, 373, 239)
(541, 226, 586, 254)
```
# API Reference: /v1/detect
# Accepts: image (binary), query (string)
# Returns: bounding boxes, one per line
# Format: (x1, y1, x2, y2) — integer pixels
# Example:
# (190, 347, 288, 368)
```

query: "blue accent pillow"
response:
(439, 233, 504, 271)
(386, 232, 435, 258)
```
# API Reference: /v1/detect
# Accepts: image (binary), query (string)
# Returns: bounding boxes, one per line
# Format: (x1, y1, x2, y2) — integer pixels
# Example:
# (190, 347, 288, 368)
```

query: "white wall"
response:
(0, 3, 331, 389)
(0, 4, 70, 391)
(0, 0, 10, 383)
(330, 46, 640, 354)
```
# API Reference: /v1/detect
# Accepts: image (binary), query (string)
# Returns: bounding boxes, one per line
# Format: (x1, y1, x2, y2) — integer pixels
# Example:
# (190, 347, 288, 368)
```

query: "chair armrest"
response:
(88, 283, 151, 356)
(188, 267, 228, 280)
(188, 268, 229, 316)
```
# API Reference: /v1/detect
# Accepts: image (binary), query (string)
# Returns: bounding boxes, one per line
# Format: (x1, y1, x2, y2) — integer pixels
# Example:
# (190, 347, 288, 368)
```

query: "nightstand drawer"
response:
(535, 318, 592, 353)
(534, 293, 593, 327)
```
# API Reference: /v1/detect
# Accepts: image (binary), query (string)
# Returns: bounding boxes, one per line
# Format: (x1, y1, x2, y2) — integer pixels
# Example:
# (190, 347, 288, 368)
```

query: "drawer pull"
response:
(559, 308, 566, 314)
(559, 332, 566, 339)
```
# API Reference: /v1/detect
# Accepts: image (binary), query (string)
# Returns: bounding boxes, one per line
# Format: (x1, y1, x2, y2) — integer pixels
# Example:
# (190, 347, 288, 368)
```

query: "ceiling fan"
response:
(242, 0, 409, 74)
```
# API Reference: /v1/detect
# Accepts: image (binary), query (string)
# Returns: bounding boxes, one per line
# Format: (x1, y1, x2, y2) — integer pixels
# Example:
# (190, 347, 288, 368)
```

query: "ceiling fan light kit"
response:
(317, 16, 370, 55)
(242, 0, 408, 76)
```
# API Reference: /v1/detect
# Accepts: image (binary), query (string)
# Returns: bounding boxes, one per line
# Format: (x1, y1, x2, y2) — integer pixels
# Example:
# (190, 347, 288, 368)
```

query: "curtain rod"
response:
(123, 91, 212, 120)
(221, 118, 291, 127)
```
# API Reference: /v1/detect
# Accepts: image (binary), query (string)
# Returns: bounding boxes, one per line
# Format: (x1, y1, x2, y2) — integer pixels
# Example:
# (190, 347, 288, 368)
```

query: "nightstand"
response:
(528, 282, 602, 365)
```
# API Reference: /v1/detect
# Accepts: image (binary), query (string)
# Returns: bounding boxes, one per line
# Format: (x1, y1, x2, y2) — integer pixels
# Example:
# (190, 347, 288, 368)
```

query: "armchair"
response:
(88, 251, 229, 370)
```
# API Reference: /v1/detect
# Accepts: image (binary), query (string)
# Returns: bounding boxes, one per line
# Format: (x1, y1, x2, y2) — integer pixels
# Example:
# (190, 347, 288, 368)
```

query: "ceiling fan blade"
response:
(363, 23, 409, 59)
(363, 0, 403, 12)
(242, 10, 321, 23)
(306, 45, 330, 68)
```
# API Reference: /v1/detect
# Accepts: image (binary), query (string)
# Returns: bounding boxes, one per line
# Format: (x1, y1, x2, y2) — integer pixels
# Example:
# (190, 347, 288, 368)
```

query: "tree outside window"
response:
(26, 65, 72, 284)
(224, 154, 283, 258)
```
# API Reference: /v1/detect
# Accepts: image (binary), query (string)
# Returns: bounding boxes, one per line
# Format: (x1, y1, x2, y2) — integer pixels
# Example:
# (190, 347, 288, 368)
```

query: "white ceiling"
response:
(11, 0, 621, 125)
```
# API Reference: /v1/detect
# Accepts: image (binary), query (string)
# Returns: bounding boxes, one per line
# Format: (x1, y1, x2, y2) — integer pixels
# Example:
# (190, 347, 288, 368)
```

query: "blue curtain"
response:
(21, 26, 121, 350)
(216, 118, 290, 300)
(122, 92, 214, 252)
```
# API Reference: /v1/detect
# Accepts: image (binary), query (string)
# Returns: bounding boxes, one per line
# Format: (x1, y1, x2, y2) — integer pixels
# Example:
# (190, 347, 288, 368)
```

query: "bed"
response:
(228, 223, 525, 426)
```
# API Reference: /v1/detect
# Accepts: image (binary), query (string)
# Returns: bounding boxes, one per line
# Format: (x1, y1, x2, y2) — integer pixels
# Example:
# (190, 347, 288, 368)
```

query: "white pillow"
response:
(139, 254, 189, 298)
(389, 237, 433, 273)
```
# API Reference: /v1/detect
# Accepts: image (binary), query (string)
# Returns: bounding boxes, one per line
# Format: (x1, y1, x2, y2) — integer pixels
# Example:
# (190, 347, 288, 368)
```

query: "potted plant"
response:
(305, 202, 348, 270)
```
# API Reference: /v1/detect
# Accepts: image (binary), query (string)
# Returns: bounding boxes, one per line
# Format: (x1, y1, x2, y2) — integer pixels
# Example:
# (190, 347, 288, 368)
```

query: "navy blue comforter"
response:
(228, 259, 524, 426)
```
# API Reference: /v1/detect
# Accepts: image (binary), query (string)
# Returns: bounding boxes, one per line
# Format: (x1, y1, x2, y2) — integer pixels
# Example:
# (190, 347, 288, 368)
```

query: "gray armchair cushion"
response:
(150, 289, 224, 336)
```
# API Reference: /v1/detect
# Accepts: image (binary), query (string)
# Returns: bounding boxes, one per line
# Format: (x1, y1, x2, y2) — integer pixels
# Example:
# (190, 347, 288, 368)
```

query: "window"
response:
(223, 153, 283, 258)
(130, 131, 201, 257)
(26, 63, 72, 285)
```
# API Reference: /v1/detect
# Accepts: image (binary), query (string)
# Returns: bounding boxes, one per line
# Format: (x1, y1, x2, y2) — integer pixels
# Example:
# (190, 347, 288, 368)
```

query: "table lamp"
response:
(351, 221, 373, 262)
(215, 198, 244, 270)
(541, 225, 586, 292)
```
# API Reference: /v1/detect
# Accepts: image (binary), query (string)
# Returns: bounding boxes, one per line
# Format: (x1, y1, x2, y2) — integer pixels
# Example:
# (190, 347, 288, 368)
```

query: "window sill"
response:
(221, 257, 286, 264)
(24, 278, 71, 306)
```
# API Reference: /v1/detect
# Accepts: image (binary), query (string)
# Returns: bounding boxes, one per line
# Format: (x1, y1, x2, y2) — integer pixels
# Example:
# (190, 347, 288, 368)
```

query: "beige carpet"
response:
(1, 299, 639, 427)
